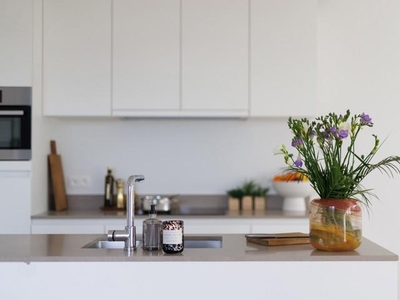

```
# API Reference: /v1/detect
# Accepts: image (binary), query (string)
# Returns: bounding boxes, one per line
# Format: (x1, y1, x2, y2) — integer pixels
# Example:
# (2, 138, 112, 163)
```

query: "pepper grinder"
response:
(115, 179, 126, 209)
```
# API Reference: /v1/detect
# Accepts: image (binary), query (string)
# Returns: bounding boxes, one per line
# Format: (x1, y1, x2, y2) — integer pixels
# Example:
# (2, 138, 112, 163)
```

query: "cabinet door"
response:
(31, 225, 104, 234)
(31, 219, 107, 234)
(112, 0, 180, 113)
(185, 225, 251, 234)
(0, 170, 31, 234)
(250, 0, 317, 117)
(42, 0, 111, 116)
(0, 0, 32, 86)
(181, 0, 249, 116)
(251, 222, 309, 234)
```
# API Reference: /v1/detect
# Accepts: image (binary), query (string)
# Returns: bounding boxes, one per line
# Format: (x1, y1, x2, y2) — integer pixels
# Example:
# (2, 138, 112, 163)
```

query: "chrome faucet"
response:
(107, 175, 145, 252)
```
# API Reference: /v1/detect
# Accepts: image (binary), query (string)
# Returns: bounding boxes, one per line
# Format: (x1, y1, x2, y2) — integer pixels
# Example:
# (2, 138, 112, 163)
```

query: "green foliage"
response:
(278, 109, 400, 207)
(227, 180, 269, 198)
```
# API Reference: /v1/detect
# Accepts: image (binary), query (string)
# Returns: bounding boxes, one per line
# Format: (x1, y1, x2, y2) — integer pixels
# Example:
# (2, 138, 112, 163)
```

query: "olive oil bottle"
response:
(104, 167, 114, 207)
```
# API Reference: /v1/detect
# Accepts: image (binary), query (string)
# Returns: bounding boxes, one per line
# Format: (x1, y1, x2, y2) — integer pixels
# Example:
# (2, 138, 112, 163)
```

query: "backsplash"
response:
(66, 194, 284, 212)
(45, 117, 291, 196)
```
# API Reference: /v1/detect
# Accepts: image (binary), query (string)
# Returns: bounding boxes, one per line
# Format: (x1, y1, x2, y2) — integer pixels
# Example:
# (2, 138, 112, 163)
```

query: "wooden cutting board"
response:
(48, 140, 68, 211)
(245, 232, 310, 246)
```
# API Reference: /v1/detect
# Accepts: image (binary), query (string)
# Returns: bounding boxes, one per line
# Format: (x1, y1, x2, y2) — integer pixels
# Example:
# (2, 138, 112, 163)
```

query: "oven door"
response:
(0, 106, 31, 160)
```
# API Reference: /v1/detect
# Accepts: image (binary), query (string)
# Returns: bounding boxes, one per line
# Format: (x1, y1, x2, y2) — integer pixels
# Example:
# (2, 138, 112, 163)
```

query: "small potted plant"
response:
(278, 110, 400, 251)
(227, 181, 269, 212)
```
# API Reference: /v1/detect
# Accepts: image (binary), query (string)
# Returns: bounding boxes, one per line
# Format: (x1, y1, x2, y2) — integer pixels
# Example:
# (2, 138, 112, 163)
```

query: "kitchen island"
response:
(0, 234, 397, 299)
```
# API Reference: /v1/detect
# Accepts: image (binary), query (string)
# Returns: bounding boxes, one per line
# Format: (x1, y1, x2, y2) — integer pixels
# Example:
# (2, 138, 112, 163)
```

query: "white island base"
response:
(2, 261, 397, 299)
(0, 234, 397, 300)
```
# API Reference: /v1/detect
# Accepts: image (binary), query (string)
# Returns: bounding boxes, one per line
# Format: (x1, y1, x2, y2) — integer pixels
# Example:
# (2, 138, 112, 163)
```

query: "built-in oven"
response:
(0, 87, 31, 160)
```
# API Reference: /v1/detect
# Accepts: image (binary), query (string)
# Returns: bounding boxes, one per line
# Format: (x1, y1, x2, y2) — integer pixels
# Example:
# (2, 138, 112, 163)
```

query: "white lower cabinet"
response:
(31, 219, 106, 234)
(251, 219, 309, 234)
(31, 224, 105, 234)
(31, 217, 308, 235)
(0, 162, 31, 234)
(183, 218, 251, 234)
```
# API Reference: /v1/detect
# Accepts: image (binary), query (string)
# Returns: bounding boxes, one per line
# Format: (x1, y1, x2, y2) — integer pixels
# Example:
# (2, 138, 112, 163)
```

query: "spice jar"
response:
(162, 220, 184, 254)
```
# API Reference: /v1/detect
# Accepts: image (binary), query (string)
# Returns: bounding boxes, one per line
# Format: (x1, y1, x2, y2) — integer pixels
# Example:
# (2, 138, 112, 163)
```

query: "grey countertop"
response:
(34, 194, 294, 220)
(0, 234, 397, 263)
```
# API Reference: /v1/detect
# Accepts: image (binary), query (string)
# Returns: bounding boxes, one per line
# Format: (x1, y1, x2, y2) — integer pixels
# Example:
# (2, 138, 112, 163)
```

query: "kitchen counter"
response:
(0, 234, 397, 263)
(0, 234, 397, 300)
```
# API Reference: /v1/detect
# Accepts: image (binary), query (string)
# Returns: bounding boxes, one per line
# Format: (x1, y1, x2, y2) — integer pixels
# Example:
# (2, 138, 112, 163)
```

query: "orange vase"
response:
(309, 199, 362, 251)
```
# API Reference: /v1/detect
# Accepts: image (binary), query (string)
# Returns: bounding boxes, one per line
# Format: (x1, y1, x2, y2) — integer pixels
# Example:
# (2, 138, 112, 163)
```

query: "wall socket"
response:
(68, 175, 91, 188)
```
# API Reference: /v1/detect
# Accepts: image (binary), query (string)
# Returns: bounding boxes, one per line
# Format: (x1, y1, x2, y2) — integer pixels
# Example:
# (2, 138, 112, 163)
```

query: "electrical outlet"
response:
(68, 176, 91, 188)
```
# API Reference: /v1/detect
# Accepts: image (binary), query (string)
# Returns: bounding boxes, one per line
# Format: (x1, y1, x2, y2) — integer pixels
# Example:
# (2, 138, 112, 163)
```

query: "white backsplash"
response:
(41, 117, 291, 196)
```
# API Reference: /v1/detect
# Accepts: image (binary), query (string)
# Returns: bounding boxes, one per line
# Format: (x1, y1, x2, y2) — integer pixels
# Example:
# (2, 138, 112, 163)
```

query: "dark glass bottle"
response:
(104, 167, 114, 207)
(162, 220, 184, 254)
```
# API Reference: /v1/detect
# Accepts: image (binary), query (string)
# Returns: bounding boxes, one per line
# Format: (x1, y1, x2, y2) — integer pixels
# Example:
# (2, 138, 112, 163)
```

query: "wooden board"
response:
(48, 140, 68, 211)
(245, 232, 310, 246)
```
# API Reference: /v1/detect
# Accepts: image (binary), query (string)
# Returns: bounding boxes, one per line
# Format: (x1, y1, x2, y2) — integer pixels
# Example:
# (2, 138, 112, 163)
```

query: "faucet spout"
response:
(128, 175, 145, 185)
(107, 174, 145, 253)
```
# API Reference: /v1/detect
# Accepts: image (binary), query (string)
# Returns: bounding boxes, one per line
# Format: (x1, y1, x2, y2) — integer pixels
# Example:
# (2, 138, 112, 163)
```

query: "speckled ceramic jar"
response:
(162, 220, 184, 254)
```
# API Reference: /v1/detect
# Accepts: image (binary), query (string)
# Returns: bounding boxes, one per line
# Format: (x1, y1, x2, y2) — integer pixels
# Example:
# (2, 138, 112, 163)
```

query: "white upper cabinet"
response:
(0, 0, 32, 86)
(42, 0, 112, 116)
(112, 0, 180, 114)
(40, 0, 316, 118)
(250, 0, 317, 117)
(181, 0, 249, 117)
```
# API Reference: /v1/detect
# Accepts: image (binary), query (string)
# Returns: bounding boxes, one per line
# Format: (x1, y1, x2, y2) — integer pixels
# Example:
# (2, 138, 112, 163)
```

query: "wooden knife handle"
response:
(50, 140, 57, 155)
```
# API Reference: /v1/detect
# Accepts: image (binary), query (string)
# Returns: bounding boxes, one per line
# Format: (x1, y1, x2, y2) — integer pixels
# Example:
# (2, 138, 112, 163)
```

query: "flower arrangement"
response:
(279, 109, 400, 207)
(278, 110, 400, 251)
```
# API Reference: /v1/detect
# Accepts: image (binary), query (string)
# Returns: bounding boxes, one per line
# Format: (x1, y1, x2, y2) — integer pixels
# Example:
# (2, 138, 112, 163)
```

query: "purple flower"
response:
(323, 130, 330, 138)
(338, 129, 348, 139)
(291, 138, 303, 148)
(330, 127, 337, 134)
(360, 113, 372, 124)
(294, 157, 303, 168)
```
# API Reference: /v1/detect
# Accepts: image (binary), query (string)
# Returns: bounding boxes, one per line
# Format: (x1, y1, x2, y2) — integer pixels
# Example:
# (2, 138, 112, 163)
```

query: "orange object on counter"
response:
(273, 172, 308, 182)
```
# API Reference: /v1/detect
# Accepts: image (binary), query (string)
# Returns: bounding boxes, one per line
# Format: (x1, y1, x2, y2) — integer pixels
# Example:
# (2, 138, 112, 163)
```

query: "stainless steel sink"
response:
(83, 239, 141, 249)
(184, 236, 223, 248)
(82, 235, 222, 249)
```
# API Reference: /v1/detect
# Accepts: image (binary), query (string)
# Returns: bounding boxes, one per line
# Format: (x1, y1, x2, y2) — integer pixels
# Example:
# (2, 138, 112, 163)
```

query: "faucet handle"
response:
(127, 175, 145, 186)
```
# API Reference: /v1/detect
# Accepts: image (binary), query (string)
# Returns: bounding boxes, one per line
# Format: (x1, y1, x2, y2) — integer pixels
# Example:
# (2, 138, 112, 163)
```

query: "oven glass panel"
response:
(0, 117, 23, 148)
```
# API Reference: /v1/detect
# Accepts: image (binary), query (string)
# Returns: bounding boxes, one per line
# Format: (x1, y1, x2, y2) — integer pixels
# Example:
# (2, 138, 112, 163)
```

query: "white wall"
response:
(32, 0, 400, 289)
(318, 0, 400, 245)
(318, 0, 400, 290)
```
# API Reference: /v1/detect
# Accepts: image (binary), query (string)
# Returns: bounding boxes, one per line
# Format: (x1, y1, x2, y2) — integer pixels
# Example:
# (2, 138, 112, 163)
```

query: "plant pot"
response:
(309, 199, 362, 251)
